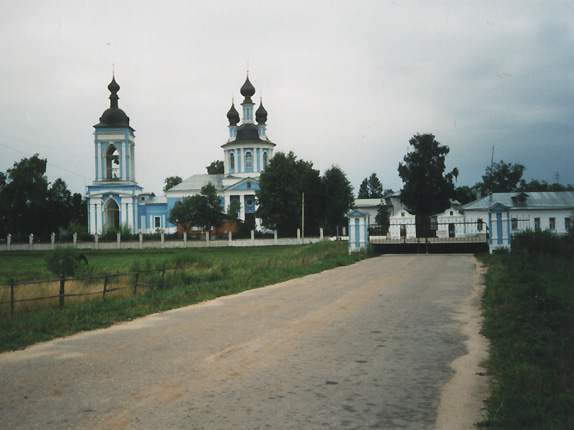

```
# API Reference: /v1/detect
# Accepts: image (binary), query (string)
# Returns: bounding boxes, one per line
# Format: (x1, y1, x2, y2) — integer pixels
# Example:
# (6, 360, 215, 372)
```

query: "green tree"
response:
(375, 203, 391, 234)
(454, 185, 477, 205)
(168, 196, 195, 234)
(358, 173, 388, 199)
(206, 160, 224, 174)
(163, 176, 183, 193)
(322, 166, 354, 235)
(227, 199, 241, 220)
(0, 154, 49, 237)
(517, 178, 574, 192)
(398, 134, 458, 237)
(256, 151, 322, 236)
(476, 160, 525, 194)
(168, 184, 224, 235)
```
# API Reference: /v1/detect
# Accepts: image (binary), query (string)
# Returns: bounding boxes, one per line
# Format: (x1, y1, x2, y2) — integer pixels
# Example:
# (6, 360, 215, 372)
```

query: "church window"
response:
(246, 199, 253, 206)
(477, 218, 483, 231)
(229, 152, 235, 170)
(245, 152, 253, 170)
(263, 152, 268, 168)
(105, 145, 120, 179)
(154, 216, 161, 228)
(247, 181, 251, 189)
(511, 218, 518, 230)
(534, 218, 541, 231)
(549, 217, 556, 230)
(566, 217, 571, 231)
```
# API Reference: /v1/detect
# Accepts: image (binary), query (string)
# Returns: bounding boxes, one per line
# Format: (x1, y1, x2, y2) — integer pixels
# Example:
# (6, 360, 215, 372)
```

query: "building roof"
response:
(169, 174, 224, 193)
(460, 191, 574, 211)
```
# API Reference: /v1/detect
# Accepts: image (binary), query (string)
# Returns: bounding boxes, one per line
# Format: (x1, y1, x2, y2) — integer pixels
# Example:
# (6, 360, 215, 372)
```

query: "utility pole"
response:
(302, 192, 305, 243)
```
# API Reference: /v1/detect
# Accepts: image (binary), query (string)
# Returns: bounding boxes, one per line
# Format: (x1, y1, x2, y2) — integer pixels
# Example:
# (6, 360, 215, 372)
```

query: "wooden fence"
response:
(0, 267, 167, 317)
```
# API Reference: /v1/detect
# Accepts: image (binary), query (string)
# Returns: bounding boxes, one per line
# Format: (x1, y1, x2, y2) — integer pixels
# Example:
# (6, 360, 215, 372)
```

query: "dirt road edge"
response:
(434, 258, 490, 429)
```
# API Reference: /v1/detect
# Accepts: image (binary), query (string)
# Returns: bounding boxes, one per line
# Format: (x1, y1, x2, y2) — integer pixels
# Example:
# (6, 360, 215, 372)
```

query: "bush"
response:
(45, 247, 81, 277)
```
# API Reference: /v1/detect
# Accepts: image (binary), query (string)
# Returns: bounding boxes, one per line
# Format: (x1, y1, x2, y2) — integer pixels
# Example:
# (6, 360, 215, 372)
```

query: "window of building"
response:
(450, 211, 453, 216)
(263, 152, 268, 168)
(477, 218, 483, 231)
(534, 218, 541, 231)
(511, 218, 518, 230)
(229, 152, 235, 170)
(549, 217, 556, 230)
(245, 151, 253, 170)
(566, 217, 571, 231)
(154, 216, 161, 228)
(246, 181, 251, 189)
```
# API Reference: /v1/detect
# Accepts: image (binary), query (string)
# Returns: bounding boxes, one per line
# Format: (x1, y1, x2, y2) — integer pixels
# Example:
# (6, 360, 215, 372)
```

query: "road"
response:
(0, 255, 487, 429)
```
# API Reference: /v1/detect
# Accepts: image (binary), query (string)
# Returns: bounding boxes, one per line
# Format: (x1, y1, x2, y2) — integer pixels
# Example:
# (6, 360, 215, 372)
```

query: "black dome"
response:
(240, 75, 255, 103)
(94, 76, 134, 130)
(256, 102, 267, 124)
(96, 107, 131, 128)
(226, 103, 240, 126)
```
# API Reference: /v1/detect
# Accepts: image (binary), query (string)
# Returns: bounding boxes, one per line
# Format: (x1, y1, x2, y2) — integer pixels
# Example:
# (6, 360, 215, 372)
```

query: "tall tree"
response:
(358, 173, 386, 199)
(476, 160, 525, 194)
(163, 176, 183, 193)
(256, 151, 322, 236)
(375, 203, 391, 234)
(398, 134, 457, 237)
(0, 154, 49, 237)
(206, 160, 224, 174)
(322, 166, 354, 235)
(168, 184, 224, 235)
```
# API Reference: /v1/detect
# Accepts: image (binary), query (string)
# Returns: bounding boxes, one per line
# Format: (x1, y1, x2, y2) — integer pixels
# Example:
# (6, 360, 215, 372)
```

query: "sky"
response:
(1, 1, 573, 196)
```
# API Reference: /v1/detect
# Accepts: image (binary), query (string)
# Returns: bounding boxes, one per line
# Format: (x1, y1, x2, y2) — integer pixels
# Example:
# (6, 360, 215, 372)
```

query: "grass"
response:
(478, 231, 574, 429)
(0, 241, 367, 352)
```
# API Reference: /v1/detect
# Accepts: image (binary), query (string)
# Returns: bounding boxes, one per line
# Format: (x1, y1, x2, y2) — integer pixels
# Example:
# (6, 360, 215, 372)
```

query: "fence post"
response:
(161, 232, 165, 249)
(161, 265, 166, 289)
(274, 230, 278, 245)
(51, 232, 56, 249)
(228, 230, 232, 246)
(183, 231, 187, 248)
(94, 234, 99, 250)
(59, 273, 65, 309)
(133, 271, 139, 295)
(139, 232, 143, 249)
(73, 232, 78, 248)
(7, 234, 11, 251)
(251, 229, 255, 245)
(10, 279, 15, 317)
(116, 232, 121, 249)
(102, 275, 109, 300)
(29, 234, 34, 250)
(206, 231, 210, 247)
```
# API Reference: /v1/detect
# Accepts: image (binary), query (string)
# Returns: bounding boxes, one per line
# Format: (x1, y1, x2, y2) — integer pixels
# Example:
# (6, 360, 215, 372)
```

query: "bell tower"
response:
(86, 76, 142, 235)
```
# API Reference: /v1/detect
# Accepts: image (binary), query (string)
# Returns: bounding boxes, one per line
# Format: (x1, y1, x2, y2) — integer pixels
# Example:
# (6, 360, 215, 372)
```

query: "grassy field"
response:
(0, 241, 368, 352)
(479, 232, 574, 429)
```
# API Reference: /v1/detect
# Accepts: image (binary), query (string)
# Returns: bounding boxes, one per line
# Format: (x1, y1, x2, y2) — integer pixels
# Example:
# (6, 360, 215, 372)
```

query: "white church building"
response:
(87, 74, 274, 235)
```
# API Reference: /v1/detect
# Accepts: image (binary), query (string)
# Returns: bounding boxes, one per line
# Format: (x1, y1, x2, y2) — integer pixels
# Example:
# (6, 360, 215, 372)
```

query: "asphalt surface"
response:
(0, 254, 481, 429)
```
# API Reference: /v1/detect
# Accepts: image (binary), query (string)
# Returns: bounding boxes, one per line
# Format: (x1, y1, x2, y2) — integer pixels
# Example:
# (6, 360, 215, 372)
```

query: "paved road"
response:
(0, 255, 481, 429)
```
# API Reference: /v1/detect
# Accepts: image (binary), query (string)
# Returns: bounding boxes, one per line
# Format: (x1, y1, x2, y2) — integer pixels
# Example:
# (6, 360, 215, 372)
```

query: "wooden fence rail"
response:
(0, 266, 167, 317)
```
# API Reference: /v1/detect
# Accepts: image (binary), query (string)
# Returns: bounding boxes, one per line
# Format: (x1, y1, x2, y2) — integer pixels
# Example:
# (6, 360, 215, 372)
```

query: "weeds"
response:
(479, 231, 574, 429)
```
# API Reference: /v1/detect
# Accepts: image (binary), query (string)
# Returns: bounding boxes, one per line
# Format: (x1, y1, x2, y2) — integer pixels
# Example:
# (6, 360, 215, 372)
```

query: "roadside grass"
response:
(478, 231, 574, 429)
(0, 241, 366, 353)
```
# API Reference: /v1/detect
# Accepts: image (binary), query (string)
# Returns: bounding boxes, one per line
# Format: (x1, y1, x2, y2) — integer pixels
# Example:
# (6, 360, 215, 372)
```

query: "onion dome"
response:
(240, 75, 255, 103)
(226, 102, 240, 126)
(256, 99, 268, 124)
(94, 76, 133, 130)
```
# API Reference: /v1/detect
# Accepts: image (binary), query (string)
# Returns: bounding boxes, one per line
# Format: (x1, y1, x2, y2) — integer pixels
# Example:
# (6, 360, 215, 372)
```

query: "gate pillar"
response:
(347, 209, 369, 253)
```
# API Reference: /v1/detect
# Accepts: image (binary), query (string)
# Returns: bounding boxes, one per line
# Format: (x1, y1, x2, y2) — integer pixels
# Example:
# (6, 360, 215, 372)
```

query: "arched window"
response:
(262, 152, 268, 169)
(229, 152, 235, 171)
(245, 151, 253, 170)
(105, 145, 120, 180)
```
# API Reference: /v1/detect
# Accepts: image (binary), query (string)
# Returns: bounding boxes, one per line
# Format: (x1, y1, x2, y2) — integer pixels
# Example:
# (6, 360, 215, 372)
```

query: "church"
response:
(86, 74, 275, 235)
